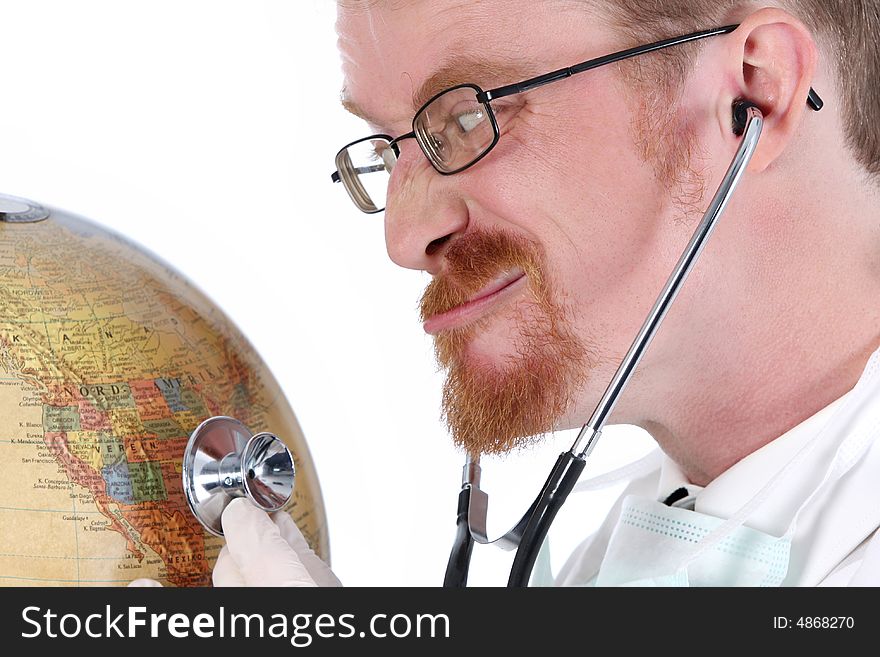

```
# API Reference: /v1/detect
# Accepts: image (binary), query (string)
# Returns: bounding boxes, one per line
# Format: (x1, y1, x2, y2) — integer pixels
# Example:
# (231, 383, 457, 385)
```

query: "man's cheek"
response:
(491, 127, 567, 189)
(460, 137, 550, 209)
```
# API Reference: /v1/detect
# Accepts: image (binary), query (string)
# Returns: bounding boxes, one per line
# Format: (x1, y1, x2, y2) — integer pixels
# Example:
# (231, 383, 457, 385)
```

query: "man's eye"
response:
(380, 146, 397, 171)
(369, 144, 397, 171)
(454, 108, 485, 133)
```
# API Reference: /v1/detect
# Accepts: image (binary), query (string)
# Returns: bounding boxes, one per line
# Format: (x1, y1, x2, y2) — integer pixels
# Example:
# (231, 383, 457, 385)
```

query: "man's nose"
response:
(383, 146, 468, 273)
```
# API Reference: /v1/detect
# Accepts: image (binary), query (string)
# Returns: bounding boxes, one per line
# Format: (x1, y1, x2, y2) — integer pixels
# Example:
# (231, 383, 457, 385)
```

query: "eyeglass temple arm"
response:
(331, 132, 414, 183)
(331, 163, 387, 183)
(477, 24, 824, 112)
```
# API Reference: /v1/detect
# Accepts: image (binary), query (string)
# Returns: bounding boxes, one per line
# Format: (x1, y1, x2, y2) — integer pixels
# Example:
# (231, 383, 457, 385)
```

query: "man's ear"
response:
(720, 8, 818, 171)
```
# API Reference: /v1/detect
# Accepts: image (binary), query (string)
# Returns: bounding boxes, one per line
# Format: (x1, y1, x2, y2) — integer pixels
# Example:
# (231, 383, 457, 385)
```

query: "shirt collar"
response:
(656, 391, 850, 535)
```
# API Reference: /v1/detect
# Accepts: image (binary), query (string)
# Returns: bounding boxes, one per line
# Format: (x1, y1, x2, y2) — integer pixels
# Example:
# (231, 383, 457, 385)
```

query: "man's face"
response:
(337, 0, 705, 454)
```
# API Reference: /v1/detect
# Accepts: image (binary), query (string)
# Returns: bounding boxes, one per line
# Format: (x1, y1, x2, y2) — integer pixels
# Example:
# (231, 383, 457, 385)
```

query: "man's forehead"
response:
(341, 55, 542, 126)
(337, 0, 607, 127)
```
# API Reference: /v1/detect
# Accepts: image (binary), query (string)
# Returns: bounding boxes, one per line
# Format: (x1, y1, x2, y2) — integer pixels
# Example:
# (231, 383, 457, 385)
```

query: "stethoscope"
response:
(444, 103, 766, 587)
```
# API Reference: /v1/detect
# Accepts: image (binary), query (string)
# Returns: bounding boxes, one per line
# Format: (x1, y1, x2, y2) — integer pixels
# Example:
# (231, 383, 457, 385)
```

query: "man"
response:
(211, 0, 880, 586)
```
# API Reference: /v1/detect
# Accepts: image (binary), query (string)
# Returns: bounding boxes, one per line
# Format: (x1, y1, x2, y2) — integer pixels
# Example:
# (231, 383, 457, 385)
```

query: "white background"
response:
(0, 0, 656, 586)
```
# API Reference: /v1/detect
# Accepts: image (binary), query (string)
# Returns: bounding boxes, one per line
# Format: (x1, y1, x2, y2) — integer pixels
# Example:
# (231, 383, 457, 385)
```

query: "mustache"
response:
(419, 229, 546, 322)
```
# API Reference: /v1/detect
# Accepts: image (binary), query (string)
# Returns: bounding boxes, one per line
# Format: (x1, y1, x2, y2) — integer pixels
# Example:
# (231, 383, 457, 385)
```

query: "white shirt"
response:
(554, 346, 880, 586)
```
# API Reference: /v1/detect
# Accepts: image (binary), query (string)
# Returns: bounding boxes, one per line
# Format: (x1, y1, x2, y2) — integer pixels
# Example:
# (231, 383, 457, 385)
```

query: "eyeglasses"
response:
(331, 24, 823, 214)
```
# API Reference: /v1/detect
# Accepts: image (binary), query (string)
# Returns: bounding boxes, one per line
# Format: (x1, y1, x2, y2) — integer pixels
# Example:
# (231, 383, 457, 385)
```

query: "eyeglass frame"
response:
(331, 23, 823, 213)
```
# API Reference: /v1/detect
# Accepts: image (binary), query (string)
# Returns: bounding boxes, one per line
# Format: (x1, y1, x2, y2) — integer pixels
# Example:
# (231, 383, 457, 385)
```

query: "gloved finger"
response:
(212, 545, 248, 587)
(221, 498, 317, 587)
(272, 512, 342, 587)
(127, 578, 163, 587)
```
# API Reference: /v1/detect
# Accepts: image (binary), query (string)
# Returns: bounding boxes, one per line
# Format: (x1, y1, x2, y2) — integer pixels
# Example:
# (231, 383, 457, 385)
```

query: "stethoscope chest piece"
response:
(182, 416, 296, 536)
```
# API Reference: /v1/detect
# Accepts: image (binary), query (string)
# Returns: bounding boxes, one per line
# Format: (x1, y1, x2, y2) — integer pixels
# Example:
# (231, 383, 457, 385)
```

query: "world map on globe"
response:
(0, 195, 328, 586)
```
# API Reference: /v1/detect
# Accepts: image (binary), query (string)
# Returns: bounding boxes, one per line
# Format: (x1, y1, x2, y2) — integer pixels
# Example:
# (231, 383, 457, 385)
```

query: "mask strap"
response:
(571, 449, 663, 493)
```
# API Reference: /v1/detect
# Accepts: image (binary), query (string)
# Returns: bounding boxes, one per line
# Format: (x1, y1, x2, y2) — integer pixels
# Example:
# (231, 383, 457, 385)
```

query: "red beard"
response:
(420, 229, 591, 456)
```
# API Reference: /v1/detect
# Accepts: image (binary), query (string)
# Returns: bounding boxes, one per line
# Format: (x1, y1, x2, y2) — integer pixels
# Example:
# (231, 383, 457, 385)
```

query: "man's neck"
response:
(645, 335, 877, 486)
(638, 175, 880, 486)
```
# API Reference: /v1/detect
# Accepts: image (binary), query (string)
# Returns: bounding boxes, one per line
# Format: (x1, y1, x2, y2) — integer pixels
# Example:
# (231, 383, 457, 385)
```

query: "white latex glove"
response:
(128, 578, 163, 587)
(213, 497, 342, 587)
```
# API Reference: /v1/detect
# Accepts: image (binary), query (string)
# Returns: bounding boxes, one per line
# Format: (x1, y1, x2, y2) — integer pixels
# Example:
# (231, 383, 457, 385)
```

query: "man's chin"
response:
(440, 341, 589, 456)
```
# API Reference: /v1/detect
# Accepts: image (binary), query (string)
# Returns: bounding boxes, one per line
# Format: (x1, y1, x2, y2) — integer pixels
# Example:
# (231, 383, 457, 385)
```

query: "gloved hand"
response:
(213, 497, 342, 587)
(128, 578, 163, 587)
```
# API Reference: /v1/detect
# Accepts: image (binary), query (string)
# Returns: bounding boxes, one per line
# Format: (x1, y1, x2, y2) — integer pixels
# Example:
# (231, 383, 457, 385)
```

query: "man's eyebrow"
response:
(338, 58, 540, 127)
(412, 57, 541, 110)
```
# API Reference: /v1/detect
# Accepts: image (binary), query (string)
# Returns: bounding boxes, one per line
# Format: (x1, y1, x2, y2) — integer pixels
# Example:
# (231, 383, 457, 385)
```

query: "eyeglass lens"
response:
(336, 85, 496, 211)
(334, 137, 395, 213)
(413, 85, 495, 174)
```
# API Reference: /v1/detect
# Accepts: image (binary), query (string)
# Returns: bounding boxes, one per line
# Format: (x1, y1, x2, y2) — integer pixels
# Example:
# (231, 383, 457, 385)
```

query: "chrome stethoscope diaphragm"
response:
(182, 416, 296, 536)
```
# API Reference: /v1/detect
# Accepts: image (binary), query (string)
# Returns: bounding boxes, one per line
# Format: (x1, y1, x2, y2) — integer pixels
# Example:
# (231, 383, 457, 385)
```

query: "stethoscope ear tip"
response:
(732, 99, 761, 136)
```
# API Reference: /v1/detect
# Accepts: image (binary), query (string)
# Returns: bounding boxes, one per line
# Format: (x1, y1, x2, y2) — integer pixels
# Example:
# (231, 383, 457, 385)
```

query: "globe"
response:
(0, 193, 328, 586)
